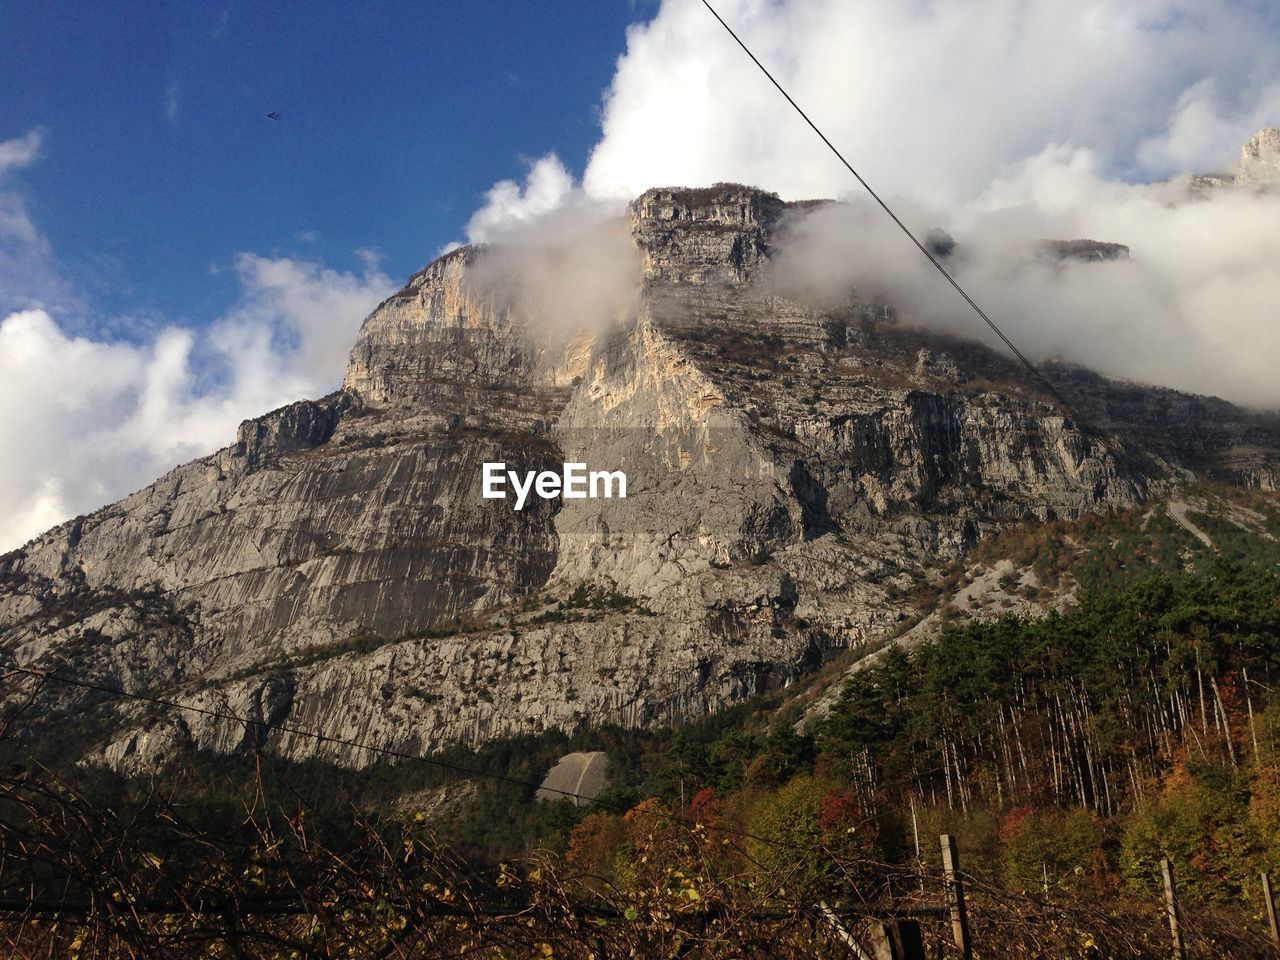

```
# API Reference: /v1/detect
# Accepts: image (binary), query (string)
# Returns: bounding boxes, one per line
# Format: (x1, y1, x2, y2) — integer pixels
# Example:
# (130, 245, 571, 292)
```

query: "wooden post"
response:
(1160, 858, 1187, 960)
(817, 902, 873, 960)
(940, 835, 972, 960)
(855, 920, 928, 960)
(1263, 871, 1280, 946)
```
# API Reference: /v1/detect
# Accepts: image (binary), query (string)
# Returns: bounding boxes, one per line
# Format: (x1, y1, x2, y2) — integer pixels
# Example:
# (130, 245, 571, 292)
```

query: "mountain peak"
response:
(628, 183, 787, 284)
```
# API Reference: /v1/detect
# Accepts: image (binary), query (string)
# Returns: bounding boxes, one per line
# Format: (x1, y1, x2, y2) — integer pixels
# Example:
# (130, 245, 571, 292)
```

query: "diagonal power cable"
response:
(699, 0, 1084, 421)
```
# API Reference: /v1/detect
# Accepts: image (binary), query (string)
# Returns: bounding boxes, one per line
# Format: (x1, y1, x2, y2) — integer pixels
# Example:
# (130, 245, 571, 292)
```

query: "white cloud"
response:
(0, 192, 43, 252)
(0, 127, 398, 551)
(211, 8, 231, 41)
(0, 128, 77, 317)
(0, 257, 393, 552)
(208, 252, 395, 410)
(461, 2, 1280, 241)
(459, 0, 1280, 410)
(464, 154, 577, 243)
(455, 153, 641, 340)
(1138, 78, 1280, 174)
(768, 147, 1280, 408)
(0, 129, 42, 175)
(0, 129, 48, 252)
(583, 0, 1280, 204)
(457, 1, 1280, 412)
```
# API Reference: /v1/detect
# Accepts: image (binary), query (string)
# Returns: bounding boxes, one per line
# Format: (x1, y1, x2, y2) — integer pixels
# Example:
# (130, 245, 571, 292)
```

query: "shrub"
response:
(746, 775, 877, 897)
(1000, 805, 1108, 894)
(1120, 760, 1260, 904)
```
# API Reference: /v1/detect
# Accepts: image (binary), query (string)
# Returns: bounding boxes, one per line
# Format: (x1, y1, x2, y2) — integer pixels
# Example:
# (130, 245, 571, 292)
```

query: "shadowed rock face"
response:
(1038, 239, 1130, 263)
(3, 182, 1278, 770)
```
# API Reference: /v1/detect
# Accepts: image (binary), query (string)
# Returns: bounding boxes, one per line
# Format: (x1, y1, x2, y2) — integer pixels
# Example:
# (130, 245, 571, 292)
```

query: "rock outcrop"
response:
(1187, 126, 1280, 191)
(1237, 127, 1280, 184)
(3, 182, 1279, 771)
(1038, 239, 1129, 263)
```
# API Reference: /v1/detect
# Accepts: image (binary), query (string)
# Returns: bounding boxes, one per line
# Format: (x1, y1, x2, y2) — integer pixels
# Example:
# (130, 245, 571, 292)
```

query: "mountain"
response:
(3, 176, 1279, 771)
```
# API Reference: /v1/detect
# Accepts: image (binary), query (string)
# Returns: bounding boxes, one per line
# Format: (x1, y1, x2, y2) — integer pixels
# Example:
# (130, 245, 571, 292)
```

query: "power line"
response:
(698, 0, 1083, 421)
(0, 11, 1150, 906)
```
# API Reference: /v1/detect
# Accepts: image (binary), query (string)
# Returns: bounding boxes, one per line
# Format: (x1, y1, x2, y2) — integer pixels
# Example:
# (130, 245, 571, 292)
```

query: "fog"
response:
(465, 192, 641, 342)
(461, 0, 1280, 408)
(768, 148, 1280, 407)
(464, 141, 1280, 408)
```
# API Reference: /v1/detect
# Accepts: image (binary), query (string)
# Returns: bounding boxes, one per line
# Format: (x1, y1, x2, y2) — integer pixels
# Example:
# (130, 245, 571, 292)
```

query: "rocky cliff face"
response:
(3, 182, 1278, 771)
(1237, 128, 1280, 184)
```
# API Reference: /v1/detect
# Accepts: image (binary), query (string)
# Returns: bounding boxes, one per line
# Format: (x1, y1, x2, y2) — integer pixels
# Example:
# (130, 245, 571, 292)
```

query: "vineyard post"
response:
(1160, 858, 1187, 960)
(940, 834, 972, 960)
(1262, 871, 1280, 946)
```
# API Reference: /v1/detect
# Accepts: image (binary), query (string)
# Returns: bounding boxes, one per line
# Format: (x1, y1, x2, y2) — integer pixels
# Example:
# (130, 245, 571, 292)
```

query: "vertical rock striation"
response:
(2, 180, 1278, 770)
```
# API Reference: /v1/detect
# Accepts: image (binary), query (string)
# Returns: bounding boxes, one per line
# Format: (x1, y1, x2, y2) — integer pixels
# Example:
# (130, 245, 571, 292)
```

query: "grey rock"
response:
(537, 751, 609, 807)
(4, 180, 1279, 771)
(1237, 127, 1280, 184)
(1038, 239, 1130, 262)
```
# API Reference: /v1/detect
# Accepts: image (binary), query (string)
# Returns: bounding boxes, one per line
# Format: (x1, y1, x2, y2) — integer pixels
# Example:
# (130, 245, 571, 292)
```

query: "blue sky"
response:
(1, 0, 647, 326)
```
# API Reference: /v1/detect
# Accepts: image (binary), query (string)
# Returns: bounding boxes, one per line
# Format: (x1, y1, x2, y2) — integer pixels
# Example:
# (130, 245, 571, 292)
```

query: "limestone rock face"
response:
(1237, 127, 1280, 184)
(4, 181, 1280, 770)
(343, 247, 542, 405)
(628, 183, 787, 284)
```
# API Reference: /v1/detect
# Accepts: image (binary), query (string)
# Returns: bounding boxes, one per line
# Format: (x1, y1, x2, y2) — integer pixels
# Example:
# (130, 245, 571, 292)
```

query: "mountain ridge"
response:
(3, 177, 1279, 770)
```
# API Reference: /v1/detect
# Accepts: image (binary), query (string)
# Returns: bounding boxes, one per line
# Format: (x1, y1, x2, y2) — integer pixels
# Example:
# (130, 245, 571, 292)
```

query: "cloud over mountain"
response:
(0, 133, 393, 550)
(584, 0, 1280, 204)
(472, 0, 1280, 410)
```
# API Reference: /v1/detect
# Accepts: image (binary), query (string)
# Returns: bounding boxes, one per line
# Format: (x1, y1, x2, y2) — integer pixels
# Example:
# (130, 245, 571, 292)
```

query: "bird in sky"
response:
(267, 112, 280, 121)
